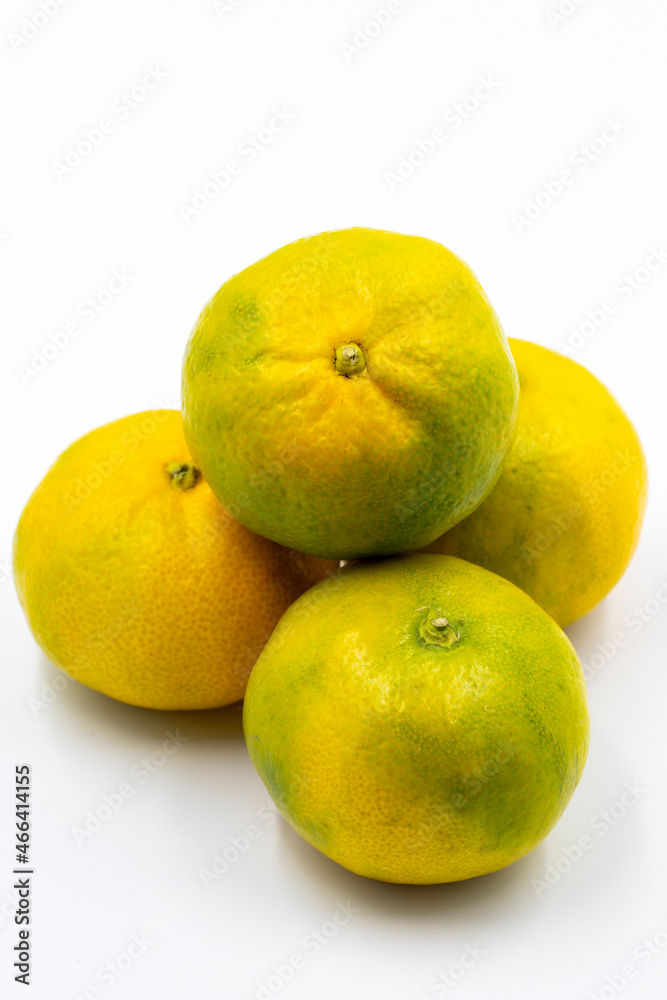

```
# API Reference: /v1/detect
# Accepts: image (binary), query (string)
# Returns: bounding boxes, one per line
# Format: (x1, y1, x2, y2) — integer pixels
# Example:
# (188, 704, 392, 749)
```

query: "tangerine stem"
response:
(418, 609, 460, 648)
(166, 462, 200, 491)
(334, 343, 367, 378)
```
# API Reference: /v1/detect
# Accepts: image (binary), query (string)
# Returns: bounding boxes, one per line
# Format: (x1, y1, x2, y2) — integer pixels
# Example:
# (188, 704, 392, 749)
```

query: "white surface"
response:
(1, 1, 667, 997)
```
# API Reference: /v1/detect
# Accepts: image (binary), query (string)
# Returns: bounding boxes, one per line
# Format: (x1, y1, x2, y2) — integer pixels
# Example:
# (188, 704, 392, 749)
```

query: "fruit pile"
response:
(14, 228, 647, 884)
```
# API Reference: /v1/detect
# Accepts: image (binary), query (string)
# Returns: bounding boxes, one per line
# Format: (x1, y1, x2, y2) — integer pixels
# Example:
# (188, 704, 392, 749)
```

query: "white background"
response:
(2, 0, 667, 997)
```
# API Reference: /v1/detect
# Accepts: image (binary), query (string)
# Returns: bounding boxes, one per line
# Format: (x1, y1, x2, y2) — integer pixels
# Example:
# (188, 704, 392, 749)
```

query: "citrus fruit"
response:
(13, 410, 336, 710)
(423, 340, 648, 626)
(181, 227, 519, 560)
(243, 553, 589, 884)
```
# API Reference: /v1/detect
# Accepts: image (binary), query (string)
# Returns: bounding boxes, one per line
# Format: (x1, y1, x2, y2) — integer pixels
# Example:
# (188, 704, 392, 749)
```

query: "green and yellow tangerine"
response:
(244, 554, 589, 884)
